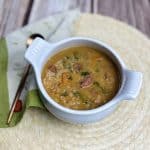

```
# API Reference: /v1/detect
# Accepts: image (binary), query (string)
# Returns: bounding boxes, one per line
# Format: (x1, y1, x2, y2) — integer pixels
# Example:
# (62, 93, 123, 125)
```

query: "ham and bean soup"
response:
(42, 46, 120, 110)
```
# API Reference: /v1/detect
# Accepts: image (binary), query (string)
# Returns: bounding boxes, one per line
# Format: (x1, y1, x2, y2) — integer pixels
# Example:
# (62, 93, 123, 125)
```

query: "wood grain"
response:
(0, 0, 31, 37)
(93, 0, 150, 36)
(29, 0, 92, 22)
(0, 0, 150, 37)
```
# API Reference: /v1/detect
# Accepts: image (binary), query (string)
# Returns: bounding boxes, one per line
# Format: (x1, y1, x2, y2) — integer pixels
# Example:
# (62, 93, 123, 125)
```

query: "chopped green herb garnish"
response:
(65, 56, 70, 59)
(61, 91, 68, 96)
(62, 59, 66, 67)
(68, 75, 73, 80)
(93, 81, 100, 87)
(62, 59, 72, 71)
(73, 52, 79, 60)
(73, 91, 81, 97)
(66, 64, 72, 71)
(93, 81, 111, 94)
(93, 81, 104, 92)
(81, 71, 90, 76)
(72, 91, 89, 102)
(83, 101, 89, 104)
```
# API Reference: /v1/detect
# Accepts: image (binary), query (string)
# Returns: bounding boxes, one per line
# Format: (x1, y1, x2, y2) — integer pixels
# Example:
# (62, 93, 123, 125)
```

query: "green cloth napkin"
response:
(0, 10, 80, 128)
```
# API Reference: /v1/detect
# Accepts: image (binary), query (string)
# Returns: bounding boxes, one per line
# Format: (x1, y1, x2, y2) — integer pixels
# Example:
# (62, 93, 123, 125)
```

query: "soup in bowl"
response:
(42, 46, 120, 110)
(25, 37, 142, 123)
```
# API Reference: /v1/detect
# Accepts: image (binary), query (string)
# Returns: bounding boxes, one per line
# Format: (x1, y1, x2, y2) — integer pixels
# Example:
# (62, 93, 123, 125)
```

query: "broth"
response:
(42, 46, 120, 110)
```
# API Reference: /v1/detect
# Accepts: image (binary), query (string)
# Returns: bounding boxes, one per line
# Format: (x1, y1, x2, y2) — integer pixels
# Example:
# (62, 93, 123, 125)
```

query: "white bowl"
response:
(25, 37, 143, 124)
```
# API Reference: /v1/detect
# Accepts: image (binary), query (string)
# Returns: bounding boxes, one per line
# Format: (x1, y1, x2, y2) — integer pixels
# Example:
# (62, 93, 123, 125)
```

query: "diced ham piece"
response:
(48, 64, 57, 73)
(80, 75, 93, 88)
(73, 63, 82, 72)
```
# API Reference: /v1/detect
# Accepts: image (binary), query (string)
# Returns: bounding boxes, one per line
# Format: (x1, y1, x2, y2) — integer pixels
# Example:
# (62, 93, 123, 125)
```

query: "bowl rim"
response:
(36, 37, 126, 115)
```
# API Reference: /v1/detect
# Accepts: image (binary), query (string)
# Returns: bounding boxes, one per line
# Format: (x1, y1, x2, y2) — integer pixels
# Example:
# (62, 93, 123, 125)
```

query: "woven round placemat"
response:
(0, 14, 150, 150)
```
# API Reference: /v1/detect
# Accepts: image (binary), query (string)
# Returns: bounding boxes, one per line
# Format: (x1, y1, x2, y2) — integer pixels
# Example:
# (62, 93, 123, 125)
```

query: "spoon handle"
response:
(6, 64, 31, 125)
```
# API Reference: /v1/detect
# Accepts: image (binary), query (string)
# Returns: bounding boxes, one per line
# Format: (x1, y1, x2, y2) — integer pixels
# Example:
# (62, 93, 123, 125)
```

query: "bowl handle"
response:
(25, 37, 53, 68)
(119, 69, 143, 100)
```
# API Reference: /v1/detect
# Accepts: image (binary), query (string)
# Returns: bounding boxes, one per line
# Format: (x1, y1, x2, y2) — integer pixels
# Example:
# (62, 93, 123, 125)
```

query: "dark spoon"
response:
(6, 33, 44, 125)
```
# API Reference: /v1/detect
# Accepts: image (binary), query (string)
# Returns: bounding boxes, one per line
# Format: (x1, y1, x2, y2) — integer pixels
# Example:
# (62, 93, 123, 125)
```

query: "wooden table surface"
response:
(0, 0, 150, 38)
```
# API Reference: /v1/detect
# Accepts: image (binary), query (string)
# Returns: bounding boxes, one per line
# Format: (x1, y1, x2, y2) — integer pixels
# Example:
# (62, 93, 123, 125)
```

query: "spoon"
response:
(6, 33, 44, 125)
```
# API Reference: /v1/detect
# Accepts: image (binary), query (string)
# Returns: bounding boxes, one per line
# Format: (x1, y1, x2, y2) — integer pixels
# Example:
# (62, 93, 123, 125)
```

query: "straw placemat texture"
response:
(0, 13, 150, 150)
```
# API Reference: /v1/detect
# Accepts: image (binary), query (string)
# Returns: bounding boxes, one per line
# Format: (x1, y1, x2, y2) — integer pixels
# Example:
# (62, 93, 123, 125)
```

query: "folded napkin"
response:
(0, 10, 80, 128)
